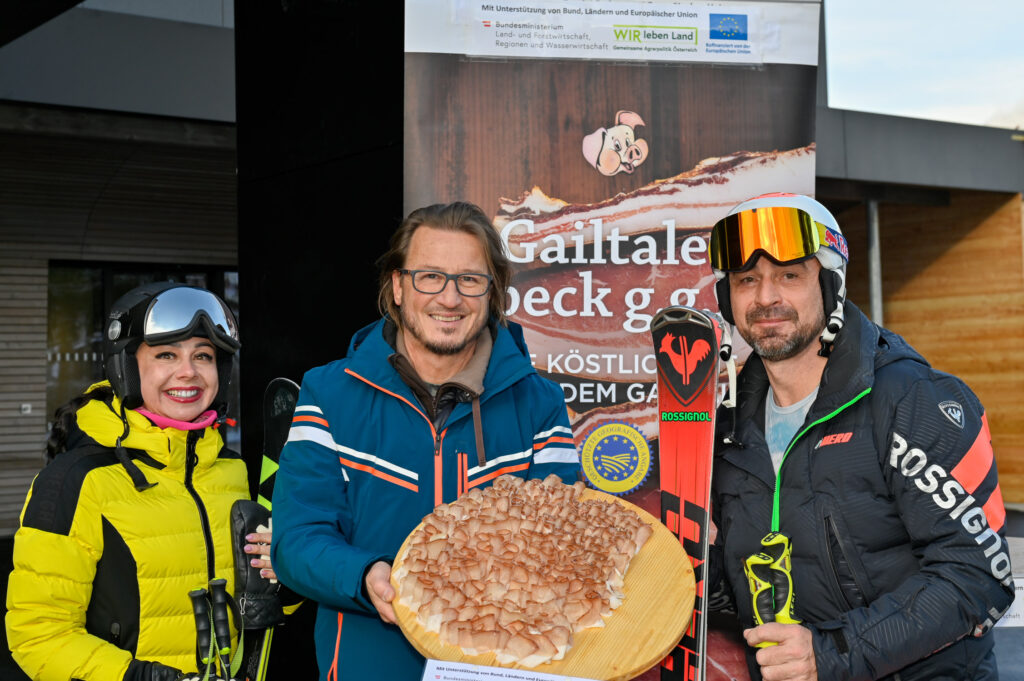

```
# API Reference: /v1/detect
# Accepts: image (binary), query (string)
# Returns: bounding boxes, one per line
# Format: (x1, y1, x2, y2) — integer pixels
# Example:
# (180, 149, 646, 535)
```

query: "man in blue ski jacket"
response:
(271, 201, 581, 679)
(707, 193, 1013, 680)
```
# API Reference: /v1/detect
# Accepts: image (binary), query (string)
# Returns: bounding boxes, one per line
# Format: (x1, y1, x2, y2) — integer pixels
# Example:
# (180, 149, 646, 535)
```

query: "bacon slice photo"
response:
(499, 147, 811, 381)
(391, 475, 695, 679)
(496, 147, 815, 259)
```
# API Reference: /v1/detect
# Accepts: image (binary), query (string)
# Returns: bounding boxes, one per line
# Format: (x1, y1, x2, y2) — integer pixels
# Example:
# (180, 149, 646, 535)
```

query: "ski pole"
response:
(208, 578, 234, 679)
(189, 588, 215, 672)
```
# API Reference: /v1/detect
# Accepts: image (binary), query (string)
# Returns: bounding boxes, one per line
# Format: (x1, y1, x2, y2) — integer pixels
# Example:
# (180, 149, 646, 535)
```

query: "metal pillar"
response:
(866, 198, 884, 326)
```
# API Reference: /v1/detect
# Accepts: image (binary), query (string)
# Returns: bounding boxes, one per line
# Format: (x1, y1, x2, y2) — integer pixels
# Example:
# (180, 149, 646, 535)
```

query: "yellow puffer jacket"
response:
(5, 384, 250, 681)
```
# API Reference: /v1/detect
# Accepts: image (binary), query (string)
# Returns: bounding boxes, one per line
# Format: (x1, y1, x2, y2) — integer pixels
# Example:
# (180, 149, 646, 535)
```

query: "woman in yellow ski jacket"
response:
(5, 283, 267, 681)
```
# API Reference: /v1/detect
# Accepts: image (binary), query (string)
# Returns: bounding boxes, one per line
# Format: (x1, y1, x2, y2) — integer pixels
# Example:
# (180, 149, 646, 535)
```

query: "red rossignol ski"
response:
(651, 307, 726, 681)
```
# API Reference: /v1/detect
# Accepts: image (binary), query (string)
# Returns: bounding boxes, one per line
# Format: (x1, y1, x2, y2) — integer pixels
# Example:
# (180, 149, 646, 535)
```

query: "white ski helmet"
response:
(708, 192, 849, 353)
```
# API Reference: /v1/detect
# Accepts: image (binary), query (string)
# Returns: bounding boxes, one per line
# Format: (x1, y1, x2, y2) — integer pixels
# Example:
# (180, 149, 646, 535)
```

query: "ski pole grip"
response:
(769, 568, 801, 625)
(188, 588, 213, 667)
(208, 578, 234, 660)
(743, 553, 776, 637)
(760, 532, 801, 625)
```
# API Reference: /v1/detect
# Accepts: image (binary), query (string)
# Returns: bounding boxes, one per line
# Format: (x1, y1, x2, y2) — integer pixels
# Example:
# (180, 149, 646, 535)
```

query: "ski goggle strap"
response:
(709, 206, 848, 272)
(144, 287, 240, 352)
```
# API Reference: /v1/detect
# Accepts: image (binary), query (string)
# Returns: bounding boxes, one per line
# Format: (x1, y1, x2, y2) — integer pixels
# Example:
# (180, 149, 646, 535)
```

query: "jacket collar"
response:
(345, 316, 536, 407)
(725, 301, 928, 454)
(72, 382, 224, 473)
(391, 322, 491, 397)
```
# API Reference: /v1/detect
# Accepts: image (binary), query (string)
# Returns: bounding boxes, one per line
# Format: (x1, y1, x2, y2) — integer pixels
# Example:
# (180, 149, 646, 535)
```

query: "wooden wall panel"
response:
(839, 191, 1024, 502)
(0, 253, 47, 537)
(0, 133, 236, 265)
(404, 55, 816, 212)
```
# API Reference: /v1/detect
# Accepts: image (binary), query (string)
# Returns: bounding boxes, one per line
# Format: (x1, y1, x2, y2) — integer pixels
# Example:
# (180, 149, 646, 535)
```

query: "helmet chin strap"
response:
(716, 318, 742, 447)
(114, 402, 157, 491)
(817, 269, 847, 357)
(818, 301, 845, 357)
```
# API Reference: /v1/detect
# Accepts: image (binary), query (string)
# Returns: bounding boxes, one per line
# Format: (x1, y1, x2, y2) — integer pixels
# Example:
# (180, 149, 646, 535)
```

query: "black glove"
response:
(123, 659, 183, 681)
(231, 499, 284, 629)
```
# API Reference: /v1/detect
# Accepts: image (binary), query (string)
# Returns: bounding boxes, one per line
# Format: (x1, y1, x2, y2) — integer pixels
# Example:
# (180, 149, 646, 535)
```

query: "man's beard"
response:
(742, 303, 825, 362)
(400, 305, 488, 357)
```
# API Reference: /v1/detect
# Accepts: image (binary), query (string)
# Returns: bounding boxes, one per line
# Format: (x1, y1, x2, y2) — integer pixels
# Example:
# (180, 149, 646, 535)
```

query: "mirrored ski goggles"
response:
(144, 287, 240, 352)
(709, 206, 848, 272)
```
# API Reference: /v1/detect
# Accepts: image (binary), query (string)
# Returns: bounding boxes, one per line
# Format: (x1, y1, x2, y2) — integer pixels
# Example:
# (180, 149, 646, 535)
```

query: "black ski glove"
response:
(231, 499, 285, 629)
(123, 659, 183, 681)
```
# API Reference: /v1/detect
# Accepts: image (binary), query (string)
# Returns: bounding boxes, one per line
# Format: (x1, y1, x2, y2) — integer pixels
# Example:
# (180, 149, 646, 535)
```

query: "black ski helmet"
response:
(104, 282, 240, 414)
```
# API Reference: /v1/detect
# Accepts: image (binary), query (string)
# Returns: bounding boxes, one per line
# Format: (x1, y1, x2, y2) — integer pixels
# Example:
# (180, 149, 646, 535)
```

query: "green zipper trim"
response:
(771, 387, 872, 531)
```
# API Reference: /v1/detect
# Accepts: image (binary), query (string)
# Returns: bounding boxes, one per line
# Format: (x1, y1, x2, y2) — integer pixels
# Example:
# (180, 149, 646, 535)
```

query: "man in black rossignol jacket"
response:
(707, 193, 1014, 681)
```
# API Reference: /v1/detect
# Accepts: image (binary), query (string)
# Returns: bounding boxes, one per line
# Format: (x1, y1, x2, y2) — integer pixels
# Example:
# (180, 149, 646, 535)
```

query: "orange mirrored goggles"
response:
(709, 206, 848, 272)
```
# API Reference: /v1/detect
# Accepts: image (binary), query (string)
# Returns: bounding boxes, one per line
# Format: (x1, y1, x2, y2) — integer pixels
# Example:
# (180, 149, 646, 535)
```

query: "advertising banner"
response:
(405, 2, 820, 678)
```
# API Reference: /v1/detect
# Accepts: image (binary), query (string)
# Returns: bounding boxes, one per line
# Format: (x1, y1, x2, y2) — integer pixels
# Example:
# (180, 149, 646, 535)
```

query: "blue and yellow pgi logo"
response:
(579, 422, 650, 496)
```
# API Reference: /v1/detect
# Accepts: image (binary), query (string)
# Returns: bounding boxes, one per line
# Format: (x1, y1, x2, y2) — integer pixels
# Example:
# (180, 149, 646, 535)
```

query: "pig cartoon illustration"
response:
(582, 110, 650, 176)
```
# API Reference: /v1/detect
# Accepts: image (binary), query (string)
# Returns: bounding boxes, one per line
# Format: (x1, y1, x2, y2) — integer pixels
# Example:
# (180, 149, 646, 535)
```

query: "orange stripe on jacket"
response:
(328, 611, 343, 681)
(344, 368, 434, 435)
(338, 456, 418, 493)
(533, 435, 575, 450)
(469, 462, 531, 488)
(458, 451, 467, 497)
(951, 414, 994, 494)
(345, 366, 442, 502)
(293, 414, 329, 427)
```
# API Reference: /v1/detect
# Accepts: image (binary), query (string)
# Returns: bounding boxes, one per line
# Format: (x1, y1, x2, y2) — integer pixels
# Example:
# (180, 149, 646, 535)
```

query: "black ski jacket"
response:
(712, 302, 1013, 681)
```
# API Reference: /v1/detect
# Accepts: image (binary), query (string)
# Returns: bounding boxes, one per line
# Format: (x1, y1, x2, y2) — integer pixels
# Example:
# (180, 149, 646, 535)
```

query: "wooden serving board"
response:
(391, 488, 695, 681)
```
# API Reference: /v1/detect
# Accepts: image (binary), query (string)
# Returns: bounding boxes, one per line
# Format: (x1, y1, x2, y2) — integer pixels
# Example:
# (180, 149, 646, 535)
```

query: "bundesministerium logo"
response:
(580, 422, 651, 495)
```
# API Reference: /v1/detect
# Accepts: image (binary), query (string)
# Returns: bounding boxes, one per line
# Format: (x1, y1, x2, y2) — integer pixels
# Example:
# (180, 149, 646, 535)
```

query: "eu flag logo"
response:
(709, 14, 748, 40)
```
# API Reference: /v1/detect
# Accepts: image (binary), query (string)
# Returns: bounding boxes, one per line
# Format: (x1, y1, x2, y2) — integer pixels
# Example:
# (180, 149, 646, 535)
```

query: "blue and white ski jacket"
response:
(270, 318, 580, 680)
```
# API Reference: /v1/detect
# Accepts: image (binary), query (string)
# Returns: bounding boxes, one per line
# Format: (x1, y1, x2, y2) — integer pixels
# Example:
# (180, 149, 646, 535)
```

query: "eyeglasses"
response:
(397, 269, 493, 297)
(709, 205, 848, 272)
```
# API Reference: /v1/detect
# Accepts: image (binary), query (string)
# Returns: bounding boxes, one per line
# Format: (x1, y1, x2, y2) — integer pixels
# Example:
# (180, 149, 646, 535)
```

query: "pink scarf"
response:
(136, 408, 218, 431)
